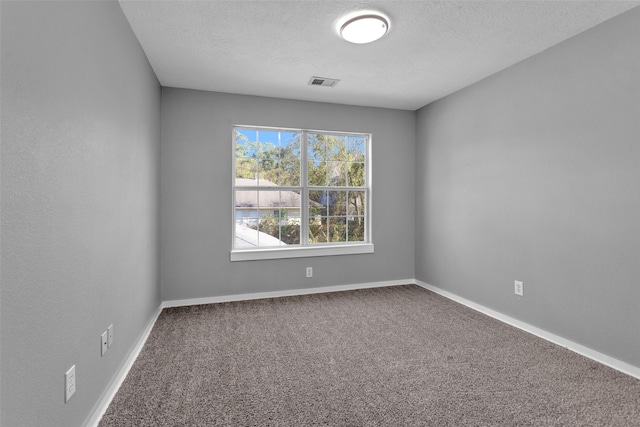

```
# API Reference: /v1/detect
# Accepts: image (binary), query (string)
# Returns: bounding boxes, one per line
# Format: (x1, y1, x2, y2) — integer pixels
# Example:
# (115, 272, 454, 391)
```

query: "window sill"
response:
(230, 243, 374, 262)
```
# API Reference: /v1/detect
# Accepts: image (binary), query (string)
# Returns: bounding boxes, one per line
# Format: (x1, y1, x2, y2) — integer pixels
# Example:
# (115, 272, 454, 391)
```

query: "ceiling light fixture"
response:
(340, 13, 389, 44)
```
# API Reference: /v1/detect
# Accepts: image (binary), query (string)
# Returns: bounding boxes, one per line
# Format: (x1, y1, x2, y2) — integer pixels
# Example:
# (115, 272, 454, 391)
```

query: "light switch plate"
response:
(101, 331, 108, 356)
(107, 324, 113, 348)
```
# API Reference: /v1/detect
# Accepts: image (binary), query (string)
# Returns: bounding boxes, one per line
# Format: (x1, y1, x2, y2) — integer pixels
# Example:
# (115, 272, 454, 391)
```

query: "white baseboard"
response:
(414, 279, 640, 380)
(88, 278, 640, 426)
(84, 304, 164, 427)
(162, 278, 413, 308)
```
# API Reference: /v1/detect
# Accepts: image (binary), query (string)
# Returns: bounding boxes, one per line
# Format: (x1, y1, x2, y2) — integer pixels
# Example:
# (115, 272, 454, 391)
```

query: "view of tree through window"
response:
(234, 126, 369, 249)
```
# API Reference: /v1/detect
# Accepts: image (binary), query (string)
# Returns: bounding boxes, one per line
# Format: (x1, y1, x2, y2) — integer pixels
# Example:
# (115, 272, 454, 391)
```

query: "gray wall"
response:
(1, 1, 161, 426)
(415, 7, 640, 367)
(160, 89, 415, 301)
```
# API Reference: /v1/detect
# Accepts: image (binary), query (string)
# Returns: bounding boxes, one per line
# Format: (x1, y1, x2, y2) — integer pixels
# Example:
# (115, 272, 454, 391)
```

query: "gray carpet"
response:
(99, 285, 640, 426)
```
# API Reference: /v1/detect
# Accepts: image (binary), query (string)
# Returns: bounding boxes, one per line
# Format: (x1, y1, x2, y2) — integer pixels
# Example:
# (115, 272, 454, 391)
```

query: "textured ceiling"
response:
(118, 1, 639, 110)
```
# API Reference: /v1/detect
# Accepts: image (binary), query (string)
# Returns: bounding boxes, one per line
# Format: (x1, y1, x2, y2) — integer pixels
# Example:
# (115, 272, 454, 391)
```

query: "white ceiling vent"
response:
(308, 76, 340, 88)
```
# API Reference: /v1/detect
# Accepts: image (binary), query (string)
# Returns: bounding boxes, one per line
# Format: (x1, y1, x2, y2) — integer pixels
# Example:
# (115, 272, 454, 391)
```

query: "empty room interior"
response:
(2, 1, 640, 426)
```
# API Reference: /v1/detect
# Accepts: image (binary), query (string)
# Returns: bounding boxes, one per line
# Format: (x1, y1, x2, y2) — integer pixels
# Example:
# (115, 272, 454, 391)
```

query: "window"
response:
(232, 126, 373, 261)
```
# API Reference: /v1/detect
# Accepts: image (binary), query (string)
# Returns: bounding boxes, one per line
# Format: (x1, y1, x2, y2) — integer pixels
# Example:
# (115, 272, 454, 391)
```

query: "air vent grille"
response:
(308, 76, 340, 87)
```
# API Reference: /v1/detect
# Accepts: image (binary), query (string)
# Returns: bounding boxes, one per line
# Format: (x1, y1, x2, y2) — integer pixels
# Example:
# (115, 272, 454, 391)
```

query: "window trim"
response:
(231, 125, 373, 261)
(230, 243, 374, 262)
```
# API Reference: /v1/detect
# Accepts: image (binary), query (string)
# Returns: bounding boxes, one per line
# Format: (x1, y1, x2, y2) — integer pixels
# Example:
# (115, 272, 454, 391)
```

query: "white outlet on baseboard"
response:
(306, 267, 313, 278)
(514, 280, 524, 296)
(65, 365, 76, 402)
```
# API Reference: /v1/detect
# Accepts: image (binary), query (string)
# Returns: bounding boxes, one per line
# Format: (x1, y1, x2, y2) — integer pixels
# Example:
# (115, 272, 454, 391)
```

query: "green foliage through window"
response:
(234, 127, 369, 249)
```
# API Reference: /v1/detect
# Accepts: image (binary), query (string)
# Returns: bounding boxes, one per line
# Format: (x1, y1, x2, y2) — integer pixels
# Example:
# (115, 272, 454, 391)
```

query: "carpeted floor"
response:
(99, 285, 640, 426)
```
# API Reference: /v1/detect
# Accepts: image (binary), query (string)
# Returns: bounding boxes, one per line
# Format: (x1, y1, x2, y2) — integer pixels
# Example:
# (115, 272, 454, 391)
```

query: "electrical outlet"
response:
(514, 280, 524, 296)
(107, 324, 114, 348)
(65, 365, 76, 402)
(101, 331, 108, 356)
(306, 267, 313, 278)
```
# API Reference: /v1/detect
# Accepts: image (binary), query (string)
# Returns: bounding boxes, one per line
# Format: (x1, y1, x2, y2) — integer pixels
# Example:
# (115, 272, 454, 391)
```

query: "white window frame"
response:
(231, 125, 373, 261)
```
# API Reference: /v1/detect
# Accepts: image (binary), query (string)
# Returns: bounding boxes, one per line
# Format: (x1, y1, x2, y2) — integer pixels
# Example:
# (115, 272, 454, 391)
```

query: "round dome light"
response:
(340, 14, 389, 44)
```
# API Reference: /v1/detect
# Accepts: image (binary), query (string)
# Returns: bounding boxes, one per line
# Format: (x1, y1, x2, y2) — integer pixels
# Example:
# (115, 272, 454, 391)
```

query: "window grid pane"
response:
(234, 127, 368, 250)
